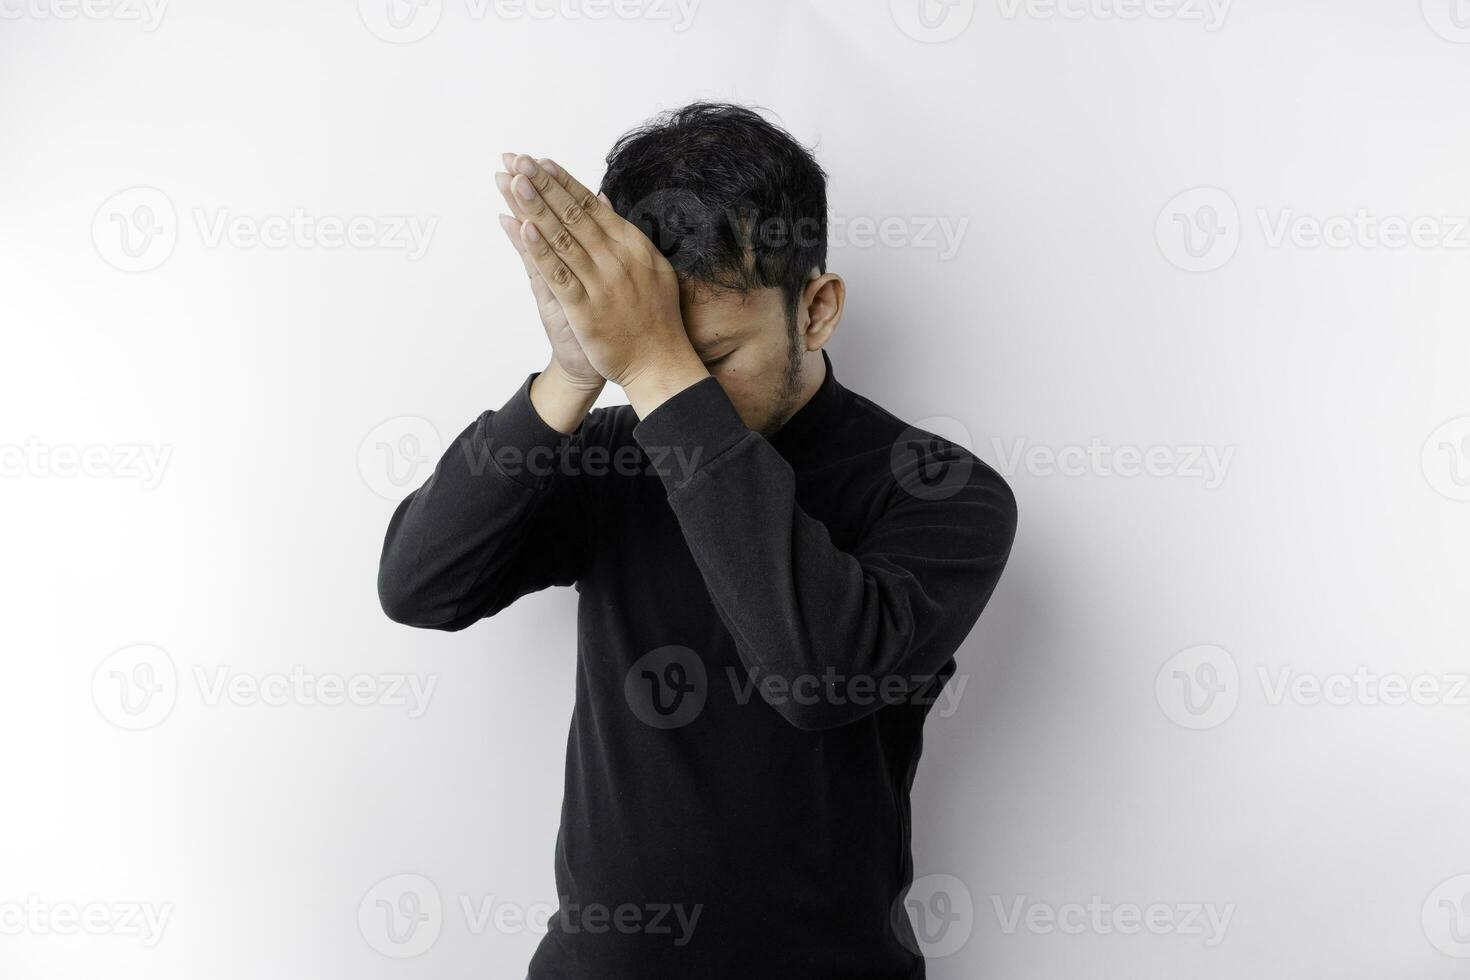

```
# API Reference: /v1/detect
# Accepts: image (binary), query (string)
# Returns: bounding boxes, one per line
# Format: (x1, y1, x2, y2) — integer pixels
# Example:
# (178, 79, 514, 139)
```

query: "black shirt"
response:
(378, 350, 1017, 979)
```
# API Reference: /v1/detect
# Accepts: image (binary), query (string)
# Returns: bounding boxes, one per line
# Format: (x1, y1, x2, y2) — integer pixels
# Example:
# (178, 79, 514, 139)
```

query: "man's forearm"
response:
(531, 358, 604, 434)
(379, 370, 588, 629)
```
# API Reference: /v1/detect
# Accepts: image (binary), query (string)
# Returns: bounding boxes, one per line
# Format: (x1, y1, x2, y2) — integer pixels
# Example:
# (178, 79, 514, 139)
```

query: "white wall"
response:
(4, 1, 1469, 977)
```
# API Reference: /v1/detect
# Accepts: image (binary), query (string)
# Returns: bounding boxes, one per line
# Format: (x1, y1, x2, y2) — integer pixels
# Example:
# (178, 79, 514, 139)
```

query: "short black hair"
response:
(600, 102, 828, 319)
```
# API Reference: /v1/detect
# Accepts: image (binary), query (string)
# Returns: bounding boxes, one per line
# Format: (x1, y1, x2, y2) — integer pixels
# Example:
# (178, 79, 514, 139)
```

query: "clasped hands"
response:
(495, 153, 710, 419)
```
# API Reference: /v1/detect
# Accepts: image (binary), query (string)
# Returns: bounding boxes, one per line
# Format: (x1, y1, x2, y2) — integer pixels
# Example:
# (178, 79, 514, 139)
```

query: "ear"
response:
(796, 269, 845, 351)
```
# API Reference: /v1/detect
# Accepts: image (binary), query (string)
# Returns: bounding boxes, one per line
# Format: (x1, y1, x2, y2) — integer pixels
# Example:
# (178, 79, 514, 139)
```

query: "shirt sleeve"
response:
(377, 371, 589, 631)
(632, 377, 1017, 731)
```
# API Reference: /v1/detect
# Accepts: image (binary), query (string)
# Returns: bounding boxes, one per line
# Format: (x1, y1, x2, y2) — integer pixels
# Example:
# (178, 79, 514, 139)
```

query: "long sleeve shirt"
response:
(377, 350, 1017, 979)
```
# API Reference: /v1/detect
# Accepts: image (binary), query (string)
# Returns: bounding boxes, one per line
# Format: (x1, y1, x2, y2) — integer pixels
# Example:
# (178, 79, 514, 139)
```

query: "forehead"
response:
(678, 281, 788, 348)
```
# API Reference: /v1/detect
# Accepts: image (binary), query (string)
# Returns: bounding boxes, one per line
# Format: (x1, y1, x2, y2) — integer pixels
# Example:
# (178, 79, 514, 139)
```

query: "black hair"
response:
(599, 102, 828, 321)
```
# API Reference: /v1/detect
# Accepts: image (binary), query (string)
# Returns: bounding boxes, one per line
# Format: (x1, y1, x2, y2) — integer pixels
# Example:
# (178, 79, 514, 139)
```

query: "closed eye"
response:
(701, 352, 733, 367)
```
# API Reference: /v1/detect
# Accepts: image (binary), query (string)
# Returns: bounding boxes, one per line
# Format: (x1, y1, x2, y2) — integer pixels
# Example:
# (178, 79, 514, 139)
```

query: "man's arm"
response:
(376, 361, 598, 631)
(634, 379, 1017, 729)
(378, 154, 610, 631)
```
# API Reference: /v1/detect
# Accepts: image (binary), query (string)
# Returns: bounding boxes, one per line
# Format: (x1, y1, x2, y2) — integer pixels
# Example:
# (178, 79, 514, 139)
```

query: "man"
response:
(378, 103, 1017, 979)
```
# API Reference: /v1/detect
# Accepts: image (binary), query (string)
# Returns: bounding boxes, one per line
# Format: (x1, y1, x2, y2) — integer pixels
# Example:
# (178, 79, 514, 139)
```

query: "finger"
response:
(519, 219, 586, 304)
(496, 171, 532, 226)
(516, 240, 559, 305)
(500, 212, 560, 303)
(501, 214, 550, 286)
(510, 171, 599, 280)
(532, 157, 622, 238)
(510, 154, 611, 254)
(497, 212, 528, 256)
(500, 170, 579, 278)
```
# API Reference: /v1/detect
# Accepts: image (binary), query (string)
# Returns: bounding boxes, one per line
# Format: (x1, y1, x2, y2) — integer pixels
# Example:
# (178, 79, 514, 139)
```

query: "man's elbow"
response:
(377, 569, 466, 631)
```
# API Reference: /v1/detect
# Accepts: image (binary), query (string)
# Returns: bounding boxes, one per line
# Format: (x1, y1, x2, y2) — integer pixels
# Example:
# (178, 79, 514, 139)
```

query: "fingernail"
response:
(502, 153, 516, 170)
(539, 158, 558, 177)
(515, 176, 536, 201)
(494, 172, 511, 192)
(523, 222, 541, 242)
(515, 155, 538, 177)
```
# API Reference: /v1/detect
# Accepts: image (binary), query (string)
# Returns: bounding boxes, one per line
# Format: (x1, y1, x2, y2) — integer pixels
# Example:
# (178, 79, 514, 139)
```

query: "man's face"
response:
(678, 281, 807, 438)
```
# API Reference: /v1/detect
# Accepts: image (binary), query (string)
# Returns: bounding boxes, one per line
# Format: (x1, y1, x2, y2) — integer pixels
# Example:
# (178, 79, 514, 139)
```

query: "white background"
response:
(3, 0, 1470, 977)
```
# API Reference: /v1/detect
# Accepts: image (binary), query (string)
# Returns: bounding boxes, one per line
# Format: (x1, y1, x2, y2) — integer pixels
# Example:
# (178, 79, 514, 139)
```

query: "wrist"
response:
(543, 357, 606, 396)
(531, 359, 603, 435)
(621, 347, 711, 420)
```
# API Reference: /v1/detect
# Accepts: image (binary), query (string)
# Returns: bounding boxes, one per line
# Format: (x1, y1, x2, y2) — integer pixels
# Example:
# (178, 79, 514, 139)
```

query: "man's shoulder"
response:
(838, 385, 1017, 526)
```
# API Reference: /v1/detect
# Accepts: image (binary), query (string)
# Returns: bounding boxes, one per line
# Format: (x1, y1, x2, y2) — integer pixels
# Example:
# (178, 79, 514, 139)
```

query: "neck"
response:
(793, 346, 827, 409)
(763, 346, 828, 439)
